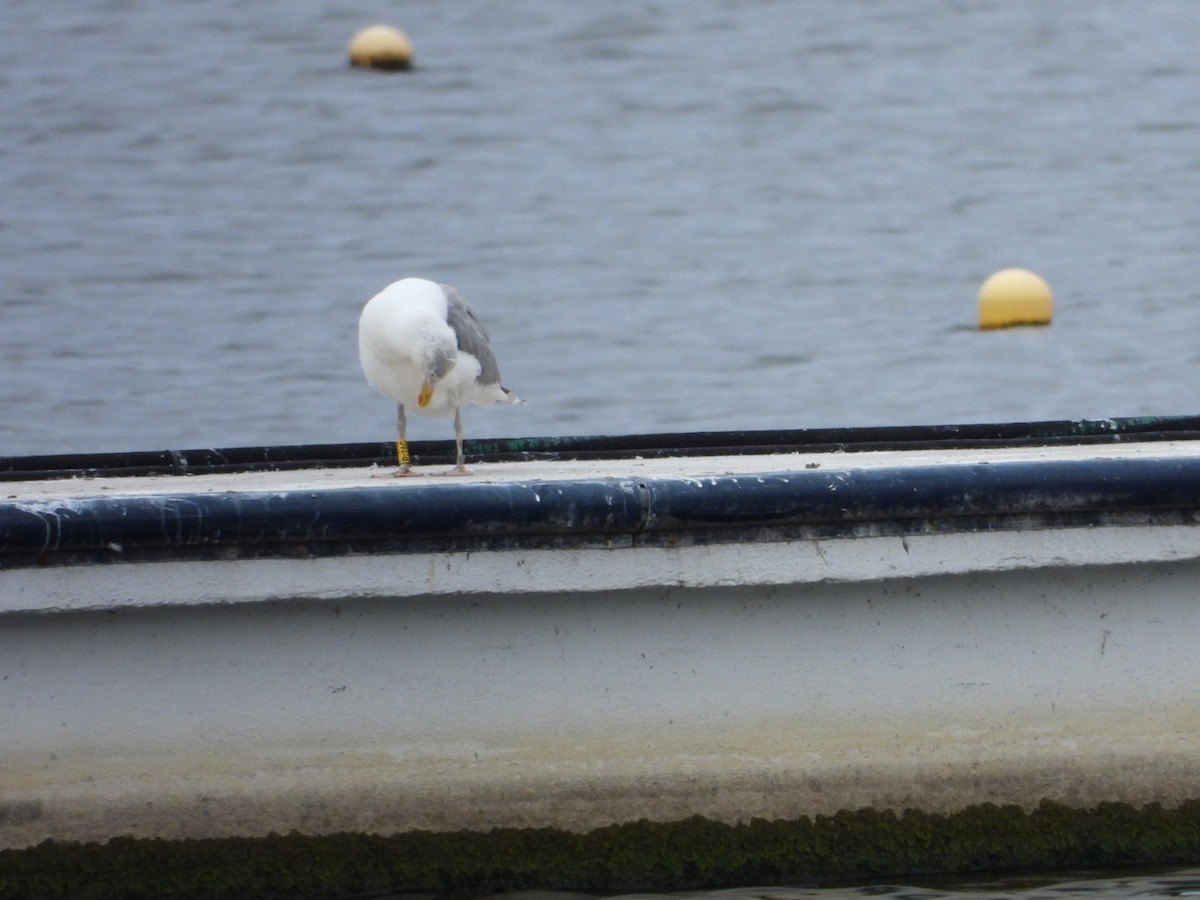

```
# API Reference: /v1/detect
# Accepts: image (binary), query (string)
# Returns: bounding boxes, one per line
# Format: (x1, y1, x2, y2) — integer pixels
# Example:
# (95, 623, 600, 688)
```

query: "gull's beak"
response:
(417, 380, 434, 408)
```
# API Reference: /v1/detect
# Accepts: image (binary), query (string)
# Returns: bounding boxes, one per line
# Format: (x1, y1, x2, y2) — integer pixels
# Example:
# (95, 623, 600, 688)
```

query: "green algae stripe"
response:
(4, 802, 1200, 900)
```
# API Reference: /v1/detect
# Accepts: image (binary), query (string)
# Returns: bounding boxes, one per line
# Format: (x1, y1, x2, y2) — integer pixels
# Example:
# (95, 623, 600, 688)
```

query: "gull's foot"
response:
(434, 465, 472, 476)
(370, 465, 420, 478)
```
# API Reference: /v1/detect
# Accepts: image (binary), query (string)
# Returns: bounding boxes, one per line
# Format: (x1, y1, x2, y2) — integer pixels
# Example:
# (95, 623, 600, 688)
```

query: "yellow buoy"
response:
(348, 25, 414, 71)
(977, 268, 1053, 329)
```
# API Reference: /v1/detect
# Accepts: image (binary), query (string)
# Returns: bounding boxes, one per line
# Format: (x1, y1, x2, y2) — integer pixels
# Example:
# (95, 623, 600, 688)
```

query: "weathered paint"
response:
(5, 413, 1200, 480)
(3, 438, 1200, 867)
(4, 548, 1200, 844)
(5, 441, 1200, 572)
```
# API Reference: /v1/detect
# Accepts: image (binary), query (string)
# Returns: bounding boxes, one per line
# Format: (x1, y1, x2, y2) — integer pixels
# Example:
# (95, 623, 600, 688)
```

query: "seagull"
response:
(358, 277, 522, 475)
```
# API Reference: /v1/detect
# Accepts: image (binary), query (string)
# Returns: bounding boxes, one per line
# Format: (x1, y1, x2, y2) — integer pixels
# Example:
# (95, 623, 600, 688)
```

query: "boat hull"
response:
(4, 423, 1200, 850)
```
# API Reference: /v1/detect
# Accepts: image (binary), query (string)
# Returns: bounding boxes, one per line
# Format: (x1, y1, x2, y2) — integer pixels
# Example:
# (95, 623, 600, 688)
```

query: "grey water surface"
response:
(2, 1, 1199, 456)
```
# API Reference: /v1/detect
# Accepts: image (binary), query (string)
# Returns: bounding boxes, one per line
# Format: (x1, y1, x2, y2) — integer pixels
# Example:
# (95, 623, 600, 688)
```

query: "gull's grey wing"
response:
(442, 284, 502, 386)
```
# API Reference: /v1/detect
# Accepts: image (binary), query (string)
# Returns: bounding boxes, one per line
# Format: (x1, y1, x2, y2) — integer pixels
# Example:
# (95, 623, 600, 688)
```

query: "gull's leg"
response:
(446, 404, 470, 475)
(392, 403, 417, 476)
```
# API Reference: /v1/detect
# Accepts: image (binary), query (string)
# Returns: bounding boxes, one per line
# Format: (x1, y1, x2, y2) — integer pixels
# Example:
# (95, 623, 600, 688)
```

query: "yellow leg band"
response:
(395, 440, 410, 466)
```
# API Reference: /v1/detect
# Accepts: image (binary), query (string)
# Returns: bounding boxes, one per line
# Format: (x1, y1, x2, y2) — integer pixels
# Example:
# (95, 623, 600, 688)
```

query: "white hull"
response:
(4, 436, 1200, 849)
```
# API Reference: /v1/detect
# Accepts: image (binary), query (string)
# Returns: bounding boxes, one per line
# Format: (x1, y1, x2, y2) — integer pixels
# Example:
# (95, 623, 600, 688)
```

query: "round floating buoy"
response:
(978, 268, 1053, 329)
(348, 25, 414, 71)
